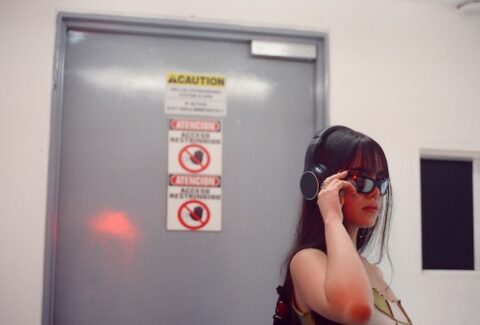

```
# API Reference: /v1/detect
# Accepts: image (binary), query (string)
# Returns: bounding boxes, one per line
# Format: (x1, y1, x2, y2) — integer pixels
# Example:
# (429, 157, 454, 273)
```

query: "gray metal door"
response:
(45, 14, 327, 325)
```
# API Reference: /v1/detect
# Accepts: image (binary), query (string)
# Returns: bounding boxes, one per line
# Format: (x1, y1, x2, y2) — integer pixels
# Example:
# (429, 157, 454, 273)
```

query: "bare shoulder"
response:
(289, 248, 329, 313)
(290, 248, 327, 271)
(289, 249, 329, 294)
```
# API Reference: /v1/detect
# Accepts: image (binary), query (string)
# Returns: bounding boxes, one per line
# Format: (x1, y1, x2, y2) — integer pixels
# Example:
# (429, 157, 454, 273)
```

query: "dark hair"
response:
(281, 125, 392, 323)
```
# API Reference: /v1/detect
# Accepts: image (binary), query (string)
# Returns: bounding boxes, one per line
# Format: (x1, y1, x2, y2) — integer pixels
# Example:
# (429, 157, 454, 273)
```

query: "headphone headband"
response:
(300, 126, 338, 200)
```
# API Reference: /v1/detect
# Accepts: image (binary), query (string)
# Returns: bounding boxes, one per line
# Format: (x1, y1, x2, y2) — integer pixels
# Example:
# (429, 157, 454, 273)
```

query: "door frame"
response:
(43, 12, 329, 325)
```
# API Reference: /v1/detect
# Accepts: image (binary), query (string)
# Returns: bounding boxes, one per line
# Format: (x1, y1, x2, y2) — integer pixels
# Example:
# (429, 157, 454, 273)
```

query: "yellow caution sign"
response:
(165, 72, 227, 117)
(166, 73, 225, 87)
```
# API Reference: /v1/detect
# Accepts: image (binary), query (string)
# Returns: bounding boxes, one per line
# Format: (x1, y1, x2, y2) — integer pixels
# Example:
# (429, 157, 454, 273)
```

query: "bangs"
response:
(352, 137, 389, 178)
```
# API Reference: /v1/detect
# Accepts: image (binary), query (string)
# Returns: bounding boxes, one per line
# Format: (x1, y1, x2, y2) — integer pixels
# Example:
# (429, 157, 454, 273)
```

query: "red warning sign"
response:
(170, 175, 221, 187)
(178, 143, 211, 173)
(170, 119, 221, 132)
(178, 199, 211, 230)
(167, 118, 222, 231)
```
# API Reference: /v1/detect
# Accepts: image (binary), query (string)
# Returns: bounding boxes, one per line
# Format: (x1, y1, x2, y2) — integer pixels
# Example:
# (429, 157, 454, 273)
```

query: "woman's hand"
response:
(316, 170, 356, 224)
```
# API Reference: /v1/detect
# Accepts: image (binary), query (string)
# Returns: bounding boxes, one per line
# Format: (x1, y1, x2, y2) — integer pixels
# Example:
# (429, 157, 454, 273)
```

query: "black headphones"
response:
(299, 126, 338, 200)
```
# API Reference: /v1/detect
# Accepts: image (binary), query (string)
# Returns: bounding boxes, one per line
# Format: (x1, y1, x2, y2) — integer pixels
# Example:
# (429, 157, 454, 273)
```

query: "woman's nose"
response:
(367, 185, 381, 198)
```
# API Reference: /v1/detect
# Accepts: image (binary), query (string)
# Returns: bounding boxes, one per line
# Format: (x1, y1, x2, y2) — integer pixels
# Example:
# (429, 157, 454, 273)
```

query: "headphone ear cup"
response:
(300, 171, 319, 200)
(300, 164, 328, 200)
(300, 126, 337, 200)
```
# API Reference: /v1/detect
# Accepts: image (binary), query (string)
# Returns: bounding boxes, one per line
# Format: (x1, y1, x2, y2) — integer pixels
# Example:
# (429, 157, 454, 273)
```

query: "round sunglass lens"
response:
(354, 177, 373, 193)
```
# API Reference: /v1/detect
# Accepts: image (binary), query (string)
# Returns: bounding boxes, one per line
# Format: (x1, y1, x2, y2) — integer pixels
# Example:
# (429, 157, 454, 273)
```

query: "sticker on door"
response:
(167, 118, 222, 231)
(164, 72, 227, 117)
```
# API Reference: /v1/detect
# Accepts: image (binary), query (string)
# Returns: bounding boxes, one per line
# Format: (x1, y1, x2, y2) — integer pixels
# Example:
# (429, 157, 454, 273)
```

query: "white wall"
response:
(1, 0, 479, 324)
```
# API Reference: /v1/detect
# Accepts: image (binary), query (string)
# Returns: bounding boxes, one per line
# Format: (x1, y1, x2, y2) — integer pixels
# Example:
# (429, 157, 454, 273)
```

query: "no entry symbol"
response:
(178, 144, 211, 173)
(178, 200, 211, 230)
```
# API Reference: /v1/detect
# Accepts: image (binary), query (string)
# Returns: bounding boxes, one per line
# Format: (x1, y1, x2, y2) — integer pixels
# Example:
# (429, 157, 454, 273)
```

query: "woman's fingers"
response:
(322, 170, 347, 185)
(317, 171, 357, 220)
(321, 171, 355, 192)
(323, 178, 356, 194)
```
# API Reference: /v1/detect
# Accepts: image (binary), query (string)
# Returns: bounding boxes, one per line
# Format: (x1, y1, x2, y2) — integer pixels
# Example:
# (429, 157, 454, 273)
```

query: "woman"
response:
(282, 126, 412, 325)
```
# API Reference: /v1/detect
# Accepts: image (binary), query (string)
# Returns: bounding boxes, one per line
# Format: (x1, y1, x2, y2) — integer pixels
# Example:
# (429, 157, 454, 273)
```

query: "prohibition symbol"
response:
(178, 199, 211, 230)
(178, 144, 211, 173)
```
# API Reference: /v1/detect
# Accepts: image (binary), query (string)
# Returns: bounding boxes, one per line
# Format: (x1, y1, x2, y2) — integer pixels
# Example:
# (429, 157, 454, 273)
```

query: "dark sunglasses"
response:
(347, 173, 390, 195)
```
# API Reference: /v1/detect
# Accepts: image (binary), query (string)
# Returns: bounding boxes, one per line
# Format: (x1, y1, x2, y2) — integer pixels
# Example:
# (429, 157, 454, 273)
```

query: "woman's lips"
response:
(362, 206, 379, 212)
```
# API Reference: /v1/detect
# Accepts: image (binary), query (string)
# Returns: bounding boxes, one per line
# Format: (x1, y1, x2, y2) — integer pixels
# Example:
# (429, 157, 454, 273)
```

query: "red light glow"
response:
(89, 210, 138, 241)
